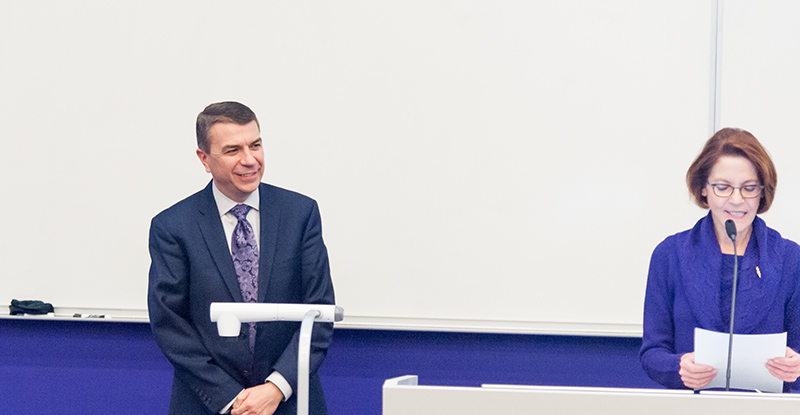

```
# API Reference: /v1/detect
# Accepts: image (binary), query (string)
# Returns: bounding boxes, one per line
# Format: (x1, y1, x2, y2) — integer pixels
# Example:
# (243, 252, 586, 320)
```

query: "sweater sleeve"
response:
(640, 237, 688, 389)
(783, 241, 800, 392)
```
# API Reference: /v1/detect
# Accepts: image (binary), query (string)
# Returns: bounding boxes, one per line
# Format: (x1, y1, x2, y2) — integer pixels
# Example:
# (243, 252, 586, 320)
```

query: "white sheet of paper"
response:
(694, 328, 786, 392)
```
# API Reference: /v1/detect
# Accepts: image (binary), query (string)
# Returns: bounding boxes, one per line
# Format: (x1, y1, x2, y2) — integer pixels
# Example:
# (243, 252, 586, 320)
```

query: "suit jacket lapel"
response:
(257, 183, 279, 303)
(197, 181, 244, 302)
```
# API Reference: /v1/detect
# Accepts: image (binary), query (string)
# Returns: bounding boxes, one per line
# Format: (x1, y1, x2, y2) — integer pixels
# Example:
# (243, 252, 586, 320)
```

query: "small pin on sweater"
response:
(756, 266, 762, 278)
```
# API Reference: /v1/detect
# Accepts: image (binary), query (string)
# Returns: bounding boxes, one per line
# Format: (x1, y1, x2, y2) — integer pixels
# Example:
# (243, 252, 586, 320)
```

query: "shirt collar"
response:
(211, 181, 260, 217)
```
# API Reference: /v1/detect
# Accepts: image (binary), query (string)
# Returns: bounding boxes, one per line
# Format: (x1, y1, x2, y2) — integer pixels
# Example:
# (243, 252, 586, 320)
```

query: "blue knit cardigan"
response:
(640, 212, 800, 391)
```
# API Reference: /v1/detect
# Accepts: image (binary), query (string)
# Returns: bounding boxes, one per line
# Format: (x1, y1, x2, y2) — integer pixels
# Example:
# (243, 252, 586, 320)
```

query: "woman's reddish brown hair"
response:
(686, 128, 777, 214)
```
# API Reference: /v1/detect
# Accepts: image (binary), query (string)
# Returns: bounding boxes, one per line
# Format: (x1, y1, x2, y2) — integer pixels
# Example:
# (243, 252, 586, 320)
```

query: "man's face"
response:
(196, 120, 264, 202)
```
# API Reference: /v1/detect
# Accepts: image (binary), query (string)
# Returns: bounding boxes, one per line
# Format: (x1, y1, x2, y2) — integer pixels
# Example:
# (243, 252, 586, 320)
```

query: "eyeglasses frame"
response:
(706, 182, 764, 199)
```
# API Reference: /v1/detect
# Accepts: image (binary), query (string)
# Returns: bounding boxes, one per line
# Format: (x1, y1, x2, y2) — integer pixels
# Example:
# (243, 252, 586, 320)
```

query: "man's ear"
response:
(197, 148, 212, 173)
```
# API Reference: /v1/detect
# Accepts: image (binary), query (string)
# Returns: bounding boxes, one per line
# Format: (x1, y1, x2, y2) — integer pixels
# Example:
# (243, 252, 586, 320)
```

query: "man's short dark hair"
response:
(196, 101, 260, 152)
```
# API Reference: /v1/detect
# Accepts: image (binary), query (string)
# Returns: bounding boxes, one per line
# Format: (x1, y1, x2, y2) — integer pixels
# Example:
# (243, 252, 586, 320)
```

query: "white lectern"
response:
(210, 303, 343, 415)
(383, 375, 800, 415)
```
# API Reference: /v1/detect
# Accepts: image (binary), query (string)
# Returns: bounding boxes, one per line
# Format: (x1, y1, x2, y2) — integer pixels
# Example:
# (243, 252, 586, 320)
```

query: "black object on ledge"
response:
(9, 299, 54, 315)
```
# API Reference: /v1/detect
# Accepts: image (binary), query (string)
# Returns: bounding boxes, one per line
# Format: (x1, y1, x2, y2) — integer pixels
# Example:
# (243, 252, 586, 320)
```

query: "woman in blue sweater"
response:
(640, 128, 800, 391)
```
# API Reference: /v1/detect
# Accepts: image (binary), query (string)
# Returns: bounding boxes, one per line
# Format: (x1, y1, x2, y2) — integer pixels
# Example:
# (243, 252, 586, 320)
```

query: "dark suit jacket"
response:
(148, 181, 335, 415)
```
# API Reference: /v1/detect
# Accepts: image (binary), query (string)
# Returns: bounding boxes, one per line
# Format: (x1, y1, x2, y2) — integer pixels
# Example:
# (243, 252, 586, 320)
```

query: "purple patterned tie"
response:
(230, 204, 259, 352)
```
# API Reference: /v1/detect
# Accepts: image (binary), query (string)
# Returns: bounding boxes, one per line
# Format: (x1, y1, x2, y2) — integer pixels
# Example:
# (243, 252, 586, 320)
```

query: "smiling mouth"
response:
(727, 211, 746, 218)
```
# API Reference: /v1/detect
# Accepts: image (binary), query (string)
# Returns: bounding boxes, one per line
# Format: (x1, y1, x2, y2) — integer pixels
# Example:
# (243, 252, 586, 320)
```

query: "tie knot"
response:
(230, 204, 251, 220)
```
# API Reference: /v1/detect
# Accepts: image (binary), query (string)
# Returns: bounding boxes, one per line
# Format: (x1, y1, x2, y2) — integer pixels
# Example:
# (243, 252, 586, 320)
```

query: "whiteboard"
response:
(0, 1, 721, 335)
(718, 0, 800, 250)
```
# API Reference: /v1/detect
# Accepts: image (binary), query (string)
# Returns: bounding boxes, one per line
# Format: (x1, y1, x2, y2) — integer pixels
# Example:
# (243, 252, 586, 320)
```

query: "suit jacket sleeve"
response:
(148, 213, 244, 413)
(264, 198, 335, 394)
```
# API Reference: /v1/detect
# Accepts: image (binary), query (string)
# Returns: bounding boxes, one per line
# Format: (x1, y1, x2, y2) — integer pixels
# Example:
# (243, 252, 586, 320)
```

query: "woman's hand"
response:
(766, 347, 800, 382)
(679, 352, 717, 389)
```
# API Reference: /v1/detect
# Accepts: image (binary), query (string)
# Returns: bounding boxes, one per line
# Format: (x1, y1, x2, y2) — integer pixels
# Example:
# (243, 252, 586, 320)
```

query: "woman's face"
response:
(702, 155, 762, 241)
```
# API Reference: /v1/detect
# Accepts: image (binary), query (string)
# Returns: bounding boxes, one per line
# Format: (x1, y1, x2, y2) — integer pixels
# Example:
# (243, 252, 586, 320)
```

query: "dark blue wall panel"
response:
(0, 319, 171, 414)
(0, 319, 660, 415)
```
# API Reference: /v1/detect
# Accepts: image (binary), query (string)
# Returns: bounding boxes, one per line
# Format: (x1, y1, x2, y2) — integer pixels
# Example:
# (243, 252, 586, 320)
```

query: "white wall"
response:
(2, 1, 785, 335)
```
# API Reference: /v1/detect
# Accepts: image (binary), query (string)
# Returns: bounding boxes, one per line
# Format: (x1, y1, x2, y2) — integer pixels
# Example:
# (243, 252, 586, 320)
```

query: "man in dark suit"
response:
(148, 101, 335, 415)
